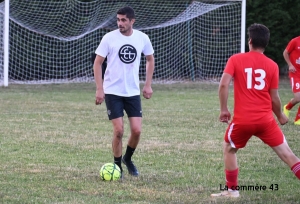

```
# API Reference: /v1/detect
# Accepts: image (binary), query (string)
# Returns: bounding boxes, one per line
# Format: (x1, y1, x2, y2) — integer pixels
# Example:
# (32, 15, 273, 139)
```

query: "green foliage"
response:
(246, 0, 300, 74)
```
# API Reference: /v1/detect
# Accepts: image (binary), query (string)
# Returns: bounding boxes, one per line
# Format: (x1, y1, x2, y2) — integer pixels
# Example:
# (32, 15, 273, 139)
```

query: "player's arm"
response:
(142, 54, 155, 99)
(270, 89, 288, 125)
(283, 48, 295, 73)
(283, 49, 291, 66)
(145, 54, 154, 87)
(218, 73, 232, 123)
(93, 55, 106, 105)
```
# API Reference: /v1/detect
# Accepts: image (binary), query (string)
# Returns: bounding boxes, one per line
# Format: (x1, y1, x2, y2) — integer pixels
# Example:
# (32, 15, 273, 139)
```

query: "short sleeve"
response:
(95, 35, 109, 58)
(286, 38, 295, 54)
(142, 34, 154, 56)
(223, 56, 235, 77)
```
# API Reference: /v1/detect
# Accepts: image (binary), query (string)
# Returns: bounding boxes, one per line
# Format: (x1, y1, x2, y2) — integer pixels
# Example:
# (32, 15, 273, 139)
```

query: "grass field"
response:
(0, 81, 299, 204)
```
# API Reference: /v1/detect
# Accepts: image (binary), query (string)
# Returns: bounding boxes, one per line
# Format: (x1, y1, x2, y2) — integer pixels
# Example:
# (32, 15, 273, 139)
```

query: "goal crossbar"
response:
(0, 0, 246, 86)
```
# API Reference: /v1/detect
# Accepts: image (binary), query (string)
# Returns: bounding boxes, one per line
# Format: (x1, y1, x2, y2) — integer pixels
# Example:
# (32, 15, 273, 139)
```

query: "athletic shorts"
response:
(104, 94, 142, 120)
(224, 119, 286, 148)
(290, 76, 300, 93)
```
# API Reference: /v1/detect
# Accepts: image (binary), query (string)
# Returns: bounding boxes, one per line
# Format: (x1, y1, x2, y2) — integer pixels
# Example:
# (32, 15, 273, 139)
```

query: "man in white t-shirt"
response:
(93, 6, 155, 177)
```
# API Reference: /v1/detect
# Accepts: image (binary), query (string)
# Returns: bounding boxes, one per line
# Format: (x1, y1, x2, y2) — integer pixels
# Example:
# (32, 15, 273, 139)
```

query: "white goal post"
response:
(1, 0, 9, 86)
(0, 0, 246, 86)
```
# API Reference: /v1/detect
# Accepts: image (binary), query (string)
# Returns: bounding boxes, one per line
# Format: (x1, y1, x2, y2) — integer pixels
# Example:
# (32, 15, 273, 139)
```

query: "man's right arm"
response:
(218, 73, 232, 123)
(283, 48, 296, 73)
(93, 55, 106, 105)
(283, 49, 291, 66)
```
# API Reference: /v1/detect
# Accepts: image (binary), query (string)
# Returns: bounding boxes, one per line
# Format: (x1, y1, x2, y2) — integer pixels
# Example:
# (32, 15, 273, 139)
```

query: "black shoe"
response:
(122, 158, 139, 177)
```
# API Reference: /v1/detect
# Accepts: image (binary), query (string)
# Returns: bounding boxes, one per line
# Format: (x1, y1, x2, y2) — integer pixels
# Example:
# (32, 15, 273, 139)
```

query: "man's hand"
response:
(142, 85, 153, 99)
(288, 64, 296, 73)
(277, 113, 288, 125)
(219, 110, 231, 124)
(95, 89, 105, 105)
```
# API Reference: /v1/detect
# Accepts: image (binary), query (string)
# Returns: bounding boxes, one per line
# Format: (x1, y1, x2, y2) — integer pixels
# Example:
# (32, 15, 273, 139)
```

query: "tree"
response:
(246, 0, 300, 74)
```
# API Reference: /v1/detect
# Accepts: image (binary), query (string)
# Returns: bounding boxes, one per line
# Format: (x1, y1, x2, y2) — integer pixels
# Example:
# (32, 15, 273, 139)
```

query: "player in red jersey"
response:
(211, 23, 300, 198)
(282, 36, 300, 125)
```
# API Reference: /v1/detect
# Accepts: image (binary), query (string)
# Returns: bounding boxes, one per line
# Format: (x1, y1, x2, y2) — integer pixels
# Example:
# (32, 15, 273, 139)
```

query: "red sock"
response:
(286, 102, 295, 110)
(225, 168, 239, 190)
(295, 106, 300, 121)
(291, 162, 300, 179)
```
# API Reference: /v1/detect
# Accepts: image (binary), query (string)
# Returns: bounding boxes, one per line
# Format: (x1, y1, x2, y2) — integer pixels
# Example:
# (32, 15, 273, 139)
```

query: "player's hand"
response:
(142, 85, 153, 99)
(95, 89, 105, 105)
(288, 65, 296, 73)
(278, 113, 288, 125)
(219, 111, 231, 124)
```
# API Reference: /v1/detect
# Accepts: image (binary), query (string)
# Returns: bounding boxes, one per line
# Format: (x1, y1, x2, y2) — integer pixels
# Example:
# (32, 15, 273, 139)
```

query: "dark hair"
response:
(117, 6, 135, 20)
(247, 23, 270, 49)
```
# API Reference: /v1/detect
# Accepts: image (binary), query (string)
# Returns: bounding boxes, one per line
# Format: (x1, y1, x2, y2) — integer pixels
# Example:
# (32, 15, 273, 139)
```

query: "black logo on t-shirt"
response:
(119, 44, 137, 64)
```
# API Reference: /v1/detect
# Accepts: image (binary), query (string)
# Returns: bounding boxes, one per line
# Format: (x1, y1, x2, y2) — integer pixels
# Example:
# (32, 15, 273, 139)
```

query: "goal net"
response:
(0, 0, 243, 85)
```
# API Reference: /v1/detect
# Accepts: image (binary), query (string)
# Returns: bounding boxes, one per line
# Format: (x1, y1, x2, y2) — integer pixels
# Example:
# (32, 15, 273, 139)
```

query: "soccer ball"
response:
(99, 163, 121, 181)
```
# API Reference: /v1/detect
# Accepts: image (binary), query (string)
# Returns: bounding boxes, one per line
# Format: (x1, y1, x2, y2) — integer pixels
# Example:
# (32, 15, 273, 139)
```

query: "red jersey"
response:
(286, 36, 300, 78)
(224, 51, 279, 124)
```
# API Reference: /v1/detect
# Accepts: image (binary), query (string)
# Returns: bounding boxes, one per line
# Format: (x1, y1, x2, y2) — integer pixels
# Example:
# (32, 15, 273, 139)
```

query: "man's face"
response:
(117, 14, 135, 34)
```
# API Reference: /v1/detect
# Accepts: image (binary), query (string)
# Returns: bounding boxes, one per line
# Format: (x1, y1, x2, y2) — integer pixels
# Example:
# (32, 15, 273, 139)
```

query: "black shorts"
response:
(104, 94, 142, 120)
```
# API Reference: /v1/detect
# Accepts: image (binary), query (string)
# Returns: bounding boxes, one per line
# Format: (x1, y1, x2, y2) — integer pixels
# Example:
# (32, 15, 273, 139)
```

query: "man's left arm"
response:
(270, 89, 288, 125)
(142, 54, 155, 99)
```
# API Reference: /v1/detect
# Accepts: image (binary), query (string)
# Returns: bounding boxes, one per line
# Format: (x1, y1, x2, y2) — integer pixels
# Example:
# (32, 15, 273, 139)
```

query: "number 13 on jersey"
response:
(245, 68, 266, 90)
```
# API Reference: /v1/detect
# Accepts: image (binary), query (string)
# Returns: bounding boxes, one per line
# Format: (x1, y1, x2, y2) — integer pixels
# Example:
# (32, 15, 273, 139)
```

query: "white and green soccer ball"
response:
(99, 163, 121, 181)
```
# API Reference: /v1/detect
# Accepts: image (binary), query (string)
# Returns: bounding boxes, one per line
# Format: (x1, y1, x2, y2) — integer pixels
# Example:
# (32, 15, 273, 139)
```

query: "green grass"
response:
(0, 81, 299, 204)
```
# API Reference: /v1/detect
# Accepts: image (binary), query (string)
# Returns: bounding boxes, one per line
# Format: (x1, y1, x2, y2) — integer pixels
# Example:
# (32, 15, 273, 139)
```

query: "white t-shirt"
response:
(95, 29, 154, 97)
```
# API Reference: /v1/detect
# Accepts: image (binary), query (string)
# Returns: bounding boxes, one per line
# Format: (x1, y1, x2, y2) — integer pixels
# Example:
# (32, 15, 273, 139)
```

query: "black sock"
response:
(114, 156, 123, 172)
(123, 145, 135, 161)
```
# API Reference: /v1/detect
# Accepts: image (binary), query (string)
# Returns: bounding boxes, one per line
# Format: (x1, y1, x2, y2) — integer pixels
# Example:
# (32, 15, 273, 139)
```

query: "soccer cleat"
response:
(122, 158, 139, 177)
(283, 105, 290, 118)
(211, 190, 240, 198)
(294, 119, 300, 125)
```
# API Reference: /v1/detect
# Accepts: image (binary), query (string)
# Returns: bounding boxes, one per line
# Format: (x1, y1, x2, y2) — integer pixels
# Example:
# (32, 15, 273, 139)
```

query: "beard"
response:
(119, 27, 127, 33)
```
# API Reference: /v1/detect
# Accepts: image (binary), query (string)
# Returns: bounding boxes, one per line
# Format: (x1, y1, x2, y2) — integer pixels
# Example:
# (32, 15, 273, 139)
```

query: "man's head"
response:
(247, 23, 270, 50)
(117, 6, 135, 35)
(117, 6, 135, 20)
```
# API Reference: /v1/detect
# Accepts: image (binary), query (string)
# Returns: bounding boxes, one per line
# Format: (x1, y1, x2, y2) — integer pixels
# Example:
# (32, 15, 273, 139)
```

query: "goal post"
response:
(241, 0, 246, 53)
(3, 0, 9, 87)
(0, 0, 246, 86)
